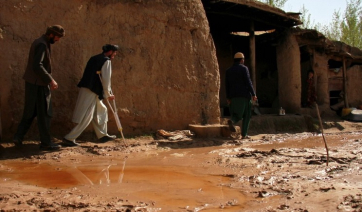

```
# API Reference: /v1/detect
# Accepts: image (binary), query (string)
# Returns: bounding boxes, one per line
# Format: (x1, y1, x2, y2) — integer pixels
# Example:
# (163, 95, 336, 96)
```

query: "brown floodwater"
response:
(0, 147, 254, 211)
(2, 132, 358, 210)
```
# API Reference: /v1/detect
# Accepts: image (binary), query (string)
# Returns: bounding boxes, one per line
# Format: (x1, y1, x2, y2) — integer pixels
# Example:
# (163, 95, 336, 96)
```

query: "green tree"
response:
(322, 0, 362, 48)
(321, 10, 343, 41)
(298, 5, 316, 29)
(258, 0, 362, 48)
(340, 0, 362, 48)
(256, 0, 288, 8)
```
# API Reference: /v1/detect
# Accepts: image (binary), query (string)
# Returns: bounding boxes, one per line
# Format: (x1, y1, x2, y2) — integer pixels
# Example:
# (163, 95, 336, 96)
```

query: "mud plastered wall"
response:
(347, 65, 362, 107)
(313, 52, 329, 107)
(0, 0, 220, 139)
(276, 29, 301, 113)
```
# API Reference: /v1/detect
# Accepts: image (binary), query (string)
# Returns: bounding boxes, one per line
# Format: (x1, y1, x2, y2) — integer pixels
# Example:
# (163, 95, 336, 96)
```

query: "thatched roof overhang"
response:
(202, 0, 302, 33)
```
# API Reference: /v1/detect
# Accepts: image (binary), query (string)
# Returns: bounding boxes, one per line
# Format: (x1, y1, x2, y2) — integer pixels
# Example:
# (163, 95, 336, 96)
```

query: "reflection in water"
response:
(0, 160, 126, 188)
(65, 166, 94, 185)
(95, 164, 112, 184)
(118, 159, 126, 183)
(73, 160, 127, 186)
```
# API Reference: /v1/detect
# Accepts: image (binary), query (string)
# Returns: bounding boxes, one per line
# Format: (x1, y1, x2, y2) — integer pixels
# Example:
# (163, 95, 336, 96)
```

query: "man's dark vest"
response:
(77, 53, 110, 99)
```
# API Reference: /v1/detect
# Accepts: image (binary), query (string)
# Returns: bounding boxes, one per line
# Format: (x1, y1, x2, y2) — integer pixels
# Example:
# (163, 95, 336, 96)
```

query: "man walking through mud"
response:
(225, 52, 257, 139)
(13, 25, 65, 150)
(61, 44, 119, 146)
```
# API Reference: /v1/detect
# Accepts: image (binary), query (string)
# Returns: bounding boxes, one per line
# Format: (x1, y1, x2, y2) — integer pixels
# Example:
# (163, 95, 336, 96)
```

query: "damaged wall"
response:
(0, 0, 220, 140)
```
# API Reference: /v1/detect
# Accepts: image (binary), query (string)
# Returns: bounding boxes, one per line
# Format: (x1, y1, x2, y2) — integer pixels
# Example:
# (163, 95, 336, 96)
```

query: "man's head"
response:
(234, 52, 245, 63)
(102, 44, 119, 60)
(45, 25, 65, 44)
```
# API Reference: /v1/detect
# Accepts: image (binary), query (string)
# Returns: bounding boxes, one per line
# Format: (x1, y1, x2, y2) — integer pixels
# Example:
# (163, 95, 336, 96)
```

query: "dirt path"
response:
(1, 119, 362, 211)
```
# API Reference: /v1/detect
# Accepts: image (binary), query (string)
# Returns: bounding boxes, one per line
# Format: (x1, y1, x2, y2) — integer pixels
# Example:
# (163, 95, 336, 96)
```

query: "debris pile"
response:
(156, 129, 195, 141)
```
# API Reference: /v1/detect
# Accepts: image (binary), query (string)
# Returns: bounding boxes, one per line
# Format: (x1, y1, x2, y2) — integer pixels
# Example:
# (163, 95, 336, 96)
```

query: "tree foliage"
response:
(338, 0, 362, 48)
(298, 5, 316, 29)
(300, 0, 362, 49)
(320, 10, 343, 43)
(256, 0, 362, 48)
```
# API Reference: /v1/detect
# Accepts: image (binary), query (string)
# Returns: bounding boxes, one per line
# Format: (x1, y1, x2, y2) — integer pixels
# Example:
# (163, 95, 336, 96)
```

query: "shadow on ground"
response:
(0, 142, 53, 160)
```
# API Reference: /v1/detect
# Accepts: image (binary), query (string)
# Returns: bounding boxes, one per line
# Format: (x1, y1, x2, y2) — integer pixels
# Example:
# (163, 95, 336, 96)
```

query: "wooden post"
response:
(249, 21, 256, 91)
(315, 103, 329, 166)
(342, 56, 349, 108)
(0, 109, 2, 141)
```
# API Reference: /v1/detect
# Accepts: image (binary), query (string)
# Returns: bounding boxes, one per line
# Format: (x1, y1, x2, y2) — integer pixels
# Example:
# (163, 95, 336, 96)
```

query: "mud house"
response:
(1, 0, 362, 140)
(292, 29, 362, 115)
(202, 0, 303, 115)
(203, 0, 362, 118)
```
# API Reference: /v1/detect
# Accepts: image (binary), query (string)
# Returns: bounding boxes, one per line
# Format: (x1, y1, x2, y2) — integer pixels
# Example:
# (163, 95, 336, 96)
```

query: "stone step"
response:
(189, 114, 313, 138)
(188, 124, 231, 138)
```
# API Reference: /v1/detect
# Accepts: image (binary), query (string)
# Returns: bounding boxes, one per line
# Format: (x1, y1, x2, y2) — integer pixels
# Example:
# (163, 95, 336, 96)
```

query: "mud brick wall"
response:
(0, 0, 220, 139)
(347, 65, 362, 108)
(276, 29, 301, 113)
(313, 52, 329, 107)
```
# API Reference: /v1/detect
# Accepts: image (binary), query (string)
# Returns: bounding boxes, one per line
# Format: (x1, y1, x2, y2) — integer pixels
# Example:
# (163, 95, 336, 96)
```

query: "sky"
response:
(282, 0, 348, 27)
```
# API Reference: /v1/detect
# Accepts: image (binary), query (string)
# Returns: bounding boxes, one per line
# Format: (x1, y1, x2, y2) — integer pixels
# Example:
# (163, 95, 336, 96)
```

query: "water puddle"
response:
(0, 154, 250, 210)
(0, 161, 125, 188)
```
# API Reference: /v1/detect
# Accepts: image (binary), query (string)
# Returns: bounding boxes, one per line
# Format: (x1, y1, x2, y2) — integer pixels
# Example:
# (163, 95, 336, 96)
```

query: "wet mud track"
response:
(0, 130, 362, 211)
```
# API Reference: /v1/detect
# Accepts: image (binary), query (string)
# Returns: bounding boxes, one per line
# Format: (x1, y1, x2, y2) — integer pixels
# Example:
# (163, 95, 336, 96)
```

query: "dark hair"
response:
(234, 58, 243, 63)
(102, 44, 119, 53)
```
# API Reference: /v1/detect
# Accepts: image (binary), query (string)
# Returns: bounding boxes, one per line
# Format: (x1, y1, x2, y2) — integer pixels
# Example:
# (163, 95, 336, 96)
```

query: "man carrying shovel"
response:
(61, 44, 119, 146)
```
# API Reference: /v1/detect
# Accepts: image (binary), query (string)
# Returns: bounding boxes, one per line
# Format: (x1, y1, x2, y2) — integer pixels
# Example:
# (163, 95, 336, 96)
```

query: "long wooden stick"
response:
(315, 103, 329, 166)
(97, 71, 127, 147)
(105, 99, 127, 147)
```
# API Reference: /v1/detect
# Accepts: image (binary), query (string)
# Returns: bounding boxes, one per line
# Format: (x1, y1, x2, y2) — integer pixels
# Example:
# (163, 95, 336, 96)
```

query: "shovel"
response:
(252, 99, 262, 115)
(97, 71, 127, 147)
(105, 98, 127, 147)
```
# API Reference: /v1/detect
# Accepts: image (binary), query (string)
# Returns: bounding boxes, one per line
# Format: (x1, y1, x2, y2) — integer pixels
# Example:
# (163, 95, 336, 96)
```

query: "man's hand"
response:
(50, 80, 58, 90)
(108, 95, 115, 101)
(252, 96, 257, 101)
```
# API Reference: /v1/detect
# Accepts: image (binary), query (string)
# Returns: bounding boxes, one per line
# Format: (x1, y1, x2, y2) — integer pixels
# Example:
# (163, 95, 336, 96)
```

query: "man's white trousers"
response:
(64, 88, 108, 141)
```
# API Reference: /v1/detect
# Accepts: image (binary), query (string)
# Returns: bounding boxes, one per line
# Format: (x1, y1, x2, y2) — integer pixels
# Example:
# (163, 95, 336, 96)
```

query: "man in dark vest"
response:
(62, 44, 119, 146)
(225, 52, 257, 139)
(13, 25, 65, 150)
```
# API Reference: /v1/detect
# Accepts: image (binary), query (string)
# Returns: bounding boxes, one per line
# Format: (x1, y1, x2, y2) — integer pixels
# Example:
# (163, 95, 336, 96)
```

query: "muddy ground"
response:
(1, 116, 362, 212)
